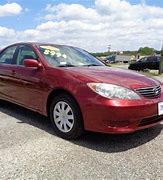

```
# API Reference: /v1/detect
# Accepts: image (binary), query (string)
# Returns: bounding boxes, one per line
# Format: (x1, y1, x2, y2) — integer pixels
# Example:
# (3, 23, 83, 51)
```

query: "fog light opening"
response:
(107, 120, 130, 128)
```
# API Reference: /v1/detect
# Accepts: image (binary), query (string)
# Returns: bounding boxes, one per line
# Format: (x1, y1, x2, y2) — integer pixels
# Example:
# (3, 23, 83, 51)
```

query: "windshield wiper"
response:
(57, 64, 76, 67)
(82, 64, 103, 67)
(57, 64, 103, 67)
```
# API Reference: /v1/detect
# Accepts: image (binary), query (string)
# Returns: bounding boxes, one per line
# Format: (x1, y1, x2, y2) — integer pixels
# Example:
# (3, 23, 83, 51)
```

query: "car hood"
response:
(65, 66, 160, 89)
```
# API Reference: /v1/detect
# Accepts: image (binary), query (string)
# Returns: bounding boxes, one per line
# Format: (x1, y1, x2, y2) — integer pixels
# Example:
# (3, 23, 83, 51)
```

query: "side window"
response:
(146, 57, 151, 62)
(139, 57, 147, 63)
(147, 56, 157, 62)
(0, 46, 17, 64)
(17, 45, 38, 65)
(153, 57, 159, 62)
(157, 57, 160, 62)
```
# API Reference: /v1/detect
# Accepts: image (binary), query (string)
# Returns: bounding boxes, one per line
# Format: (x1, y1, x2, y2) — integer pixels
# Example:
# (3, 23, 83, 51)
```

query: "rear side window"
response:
(147, 56, 158, 62)
(156, 57, 160, 62)
(17, 45, 38, 65)
(0, 46, 17, 64)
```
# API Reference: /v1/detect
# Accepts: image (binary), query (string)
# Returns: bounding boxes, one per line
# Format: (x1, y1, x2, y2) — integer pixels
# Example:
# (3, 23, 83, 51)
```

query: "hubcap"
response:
(53, 101, 74, 133)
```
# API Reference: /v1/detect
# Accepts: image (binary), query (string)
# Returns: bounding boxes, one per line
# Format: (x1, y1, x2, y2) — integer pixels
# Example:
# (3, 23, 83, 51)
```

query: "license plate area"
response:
(158, 102, 163, 115)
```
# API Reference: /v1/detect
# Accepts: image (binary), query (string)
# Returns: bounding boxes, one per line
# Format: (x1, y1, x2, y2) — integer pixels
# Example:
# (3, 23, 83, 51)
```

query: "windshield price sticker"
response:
(44, 49, 61, 57)
(40, 46, 67, 59)
(158, 102, 163, 115)
(40, 45, 59, 51)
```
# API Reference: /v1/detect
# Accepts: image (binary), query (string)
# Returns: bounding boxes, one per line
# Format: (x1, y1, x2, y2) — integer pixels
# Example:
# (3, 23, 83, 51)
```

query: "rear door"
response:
(152, 56, 160, 70)
(146, 56, 159, 70)
(0, 45, 19, 100)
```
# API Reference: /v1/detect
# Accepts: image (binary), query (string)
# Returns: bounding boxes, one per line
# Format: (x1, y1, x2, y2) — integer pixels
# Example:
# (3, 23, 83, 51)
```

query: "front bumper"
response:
(79, 92, 163, 134)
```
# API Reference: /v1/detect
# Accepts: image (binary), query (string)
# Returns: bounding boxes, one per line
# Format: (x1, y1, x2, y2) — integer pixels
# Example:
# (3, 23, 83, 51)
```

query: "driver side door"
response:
(11, 45, 44, 112)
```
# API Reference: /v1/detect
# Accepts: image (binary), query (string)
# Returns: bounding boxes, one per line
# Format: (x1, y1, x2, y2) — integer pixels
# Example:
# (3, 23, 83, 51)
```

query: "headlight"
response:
(87, 83, 140, 100)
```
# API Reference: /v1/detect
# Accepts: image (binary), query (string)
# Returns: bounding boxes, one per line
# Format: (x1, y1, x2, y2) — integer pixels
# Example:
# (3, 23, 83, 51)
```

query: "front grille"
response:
(139, 115, 163, 127)
(136, 85, 161, 99)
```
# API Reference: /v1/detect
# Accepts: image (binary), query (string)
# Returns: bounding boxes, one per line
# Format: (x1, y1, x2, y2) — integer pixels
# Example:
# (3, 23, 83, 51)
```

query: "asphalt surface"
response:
(0, 101, 162, 180)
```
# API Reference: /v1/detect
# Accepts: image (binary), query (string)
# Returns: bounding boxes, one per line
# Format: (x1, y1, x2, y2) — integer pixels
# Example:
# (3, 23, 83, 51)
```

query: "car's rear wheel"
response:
(49, 94, 84, 139)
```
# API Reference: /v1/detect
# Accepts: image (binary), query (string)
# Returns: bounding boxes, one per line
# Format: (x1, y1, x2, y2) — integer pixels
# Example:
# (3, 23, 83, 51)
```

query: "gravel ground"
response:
(0, 101, 162, 180)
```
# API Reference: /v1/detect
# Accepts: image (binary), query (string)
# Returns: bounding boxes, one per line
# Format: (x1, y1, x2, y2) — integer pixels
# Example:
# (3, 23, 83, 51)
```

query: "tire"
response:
(49, 94, 84, 139)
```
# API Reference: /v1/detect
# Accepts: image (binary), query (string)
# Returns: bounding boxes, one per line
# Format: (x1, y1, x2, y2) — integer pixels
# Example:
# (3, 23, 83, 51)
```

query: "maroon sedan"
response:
(0, 43, 163, 139)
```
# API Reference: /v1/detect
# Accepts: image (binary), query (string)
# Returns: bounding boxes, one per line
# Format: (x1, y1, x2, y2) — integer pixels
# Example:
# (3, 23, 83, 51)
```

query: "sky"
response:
(0, 0, 163, 52)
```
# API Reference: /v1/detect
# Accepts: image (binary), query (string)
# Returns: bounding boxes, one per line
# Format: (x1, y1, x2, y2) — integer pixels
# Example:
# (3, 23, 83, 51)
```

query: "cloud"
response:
(0, 3, 22, 17)
(44, 3, 99, 21)
(1, 0, 163, 52)
(0, 27, 15, 37)
(96, 0, 163, 20)
(0, 26, 17, 48)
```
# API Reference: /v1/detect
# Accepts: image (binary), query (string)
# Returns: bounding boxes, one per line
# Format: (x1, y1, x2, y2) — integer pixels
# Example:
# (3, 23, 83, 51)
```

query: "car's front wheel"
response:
(49, 94, 84, 139)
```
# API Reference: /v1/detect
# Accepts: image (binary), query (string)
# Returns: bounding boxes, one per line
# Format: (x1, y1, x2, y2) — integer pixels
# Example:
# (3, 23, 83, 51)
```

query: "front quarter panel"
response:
(42, 67, 89, 115)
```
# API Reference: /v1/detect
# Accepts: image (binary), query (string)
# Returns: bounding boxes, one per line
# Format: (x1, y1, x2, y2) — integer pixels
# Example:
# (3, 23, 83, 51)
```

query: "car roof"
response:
(6, 42, 75, 49)
(140, 56, 160, 59)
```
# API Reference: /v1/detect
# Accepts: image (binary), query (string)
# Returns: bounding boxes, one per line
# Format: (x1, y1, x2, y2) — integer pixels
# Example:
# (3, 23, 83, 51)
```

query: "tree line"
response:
(92, 47, 160, 57)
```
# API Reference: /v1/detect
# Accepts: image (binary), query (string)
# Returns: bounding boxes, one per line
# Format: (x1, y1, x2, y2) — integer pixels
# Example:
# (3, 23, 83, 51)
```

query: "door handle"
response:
(12, 70, 16, 75)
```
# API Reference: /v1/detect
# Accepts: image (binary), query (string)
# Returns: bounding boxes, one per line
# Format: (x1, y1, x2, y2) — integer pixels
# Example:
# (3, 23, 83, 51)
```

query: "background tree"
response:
(138, 47, 155, 56)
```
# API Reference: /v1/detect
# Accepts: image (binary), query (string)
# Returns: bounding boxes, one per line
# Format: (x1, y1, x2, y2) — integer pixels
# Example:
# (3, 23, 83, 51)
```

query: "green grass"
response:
(141, 71, 159, 77)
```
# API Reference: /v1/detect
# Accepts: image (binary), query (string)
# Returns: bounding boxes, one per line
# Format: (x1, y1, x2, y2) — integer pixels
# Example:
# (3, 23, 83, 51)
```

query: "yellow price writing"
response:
(43, 49, 67, 59)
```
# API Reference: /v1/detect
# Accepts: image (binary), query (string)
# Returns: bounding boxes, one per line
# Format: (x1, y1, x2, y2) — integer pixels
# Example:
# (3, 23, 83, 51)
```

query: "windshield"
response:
(39, 45, 104, 67)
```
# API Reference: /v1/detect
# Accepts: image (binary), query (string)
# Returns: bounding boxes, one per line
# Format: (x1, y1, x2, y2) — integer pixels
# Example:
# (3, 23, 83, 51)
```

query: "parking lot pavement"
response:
(0, 101, 162, 180)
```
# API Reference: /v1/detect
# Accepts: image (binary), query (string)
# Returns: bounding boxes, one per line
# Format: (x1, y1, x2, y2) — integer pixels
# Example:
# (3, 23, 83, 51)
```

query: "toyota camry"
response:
(0, 43, 162, 139)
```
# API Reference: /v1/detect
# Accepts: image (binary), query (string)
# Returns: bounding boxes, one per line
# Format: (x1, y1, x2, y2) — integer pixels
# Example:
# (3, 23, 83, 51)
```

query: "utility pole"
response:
(159, 41, 163, 74)
(108, 44, 111, 52)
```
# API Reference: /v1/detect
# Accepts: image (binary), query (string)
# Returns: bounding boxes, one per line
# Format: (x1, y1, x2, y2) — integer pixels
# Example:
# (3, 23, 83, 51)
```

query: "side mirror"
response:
(24, 59, 42, 69)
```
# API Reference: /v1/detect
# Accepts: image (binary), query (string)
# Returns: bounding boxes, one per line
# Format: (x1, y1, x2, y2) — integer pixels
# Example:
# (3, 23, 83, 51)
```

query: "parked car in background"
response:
(106, 55, 116, 63)
(128, 56, 160, 71)
(0, 43, 163, 139)
(116, 55, 134, 63)
(106, 55, 134, 64)
(96, 56, 107, 64)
